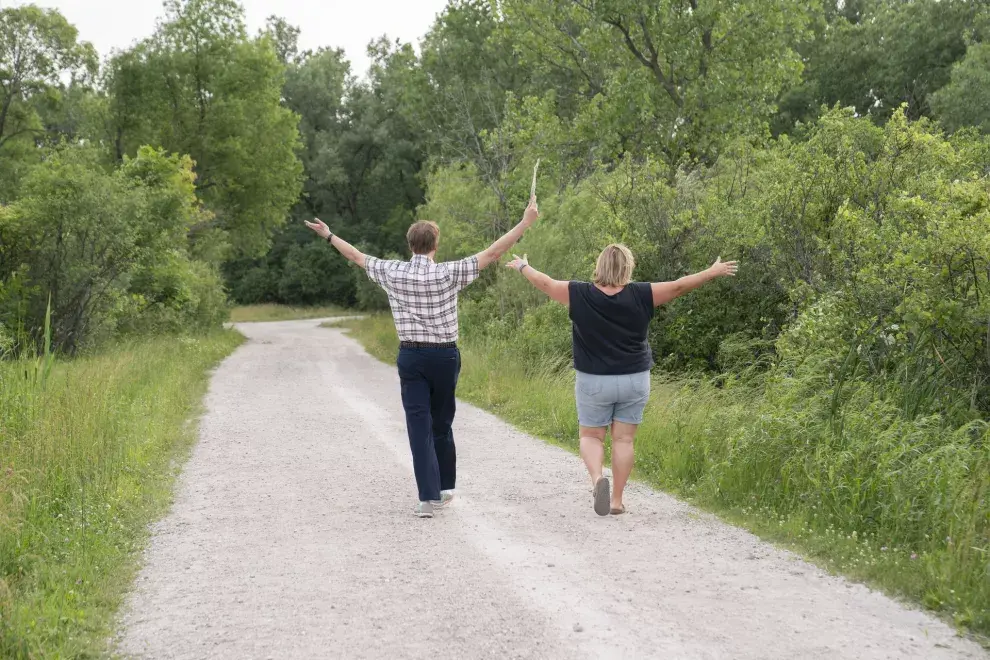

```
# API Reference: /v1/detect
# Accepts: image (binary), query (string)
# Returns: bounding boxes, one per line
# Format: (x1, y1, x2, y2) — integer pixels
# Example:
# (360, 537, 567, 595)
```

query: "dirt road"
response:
(118, 318, 987, 659)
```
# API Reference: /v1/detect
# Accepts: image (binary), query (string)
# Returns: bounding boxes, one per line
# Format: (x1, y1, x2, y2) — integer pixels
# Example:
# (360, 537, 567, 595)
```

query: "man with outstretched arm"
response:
(305, 197, 540, 518)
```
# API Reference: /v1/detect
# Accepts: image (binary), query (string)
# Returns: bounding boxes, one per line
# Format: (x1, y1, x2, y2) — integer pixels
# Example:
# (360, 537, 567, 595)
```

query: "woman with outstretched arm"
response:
(505, 246, 738, 516)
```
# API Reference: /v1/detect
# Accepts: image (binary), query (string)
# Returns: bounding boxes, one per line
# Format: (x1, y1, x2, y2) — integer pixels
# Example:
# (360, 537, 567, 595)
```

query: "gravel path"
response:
(118, 318, 988, 660)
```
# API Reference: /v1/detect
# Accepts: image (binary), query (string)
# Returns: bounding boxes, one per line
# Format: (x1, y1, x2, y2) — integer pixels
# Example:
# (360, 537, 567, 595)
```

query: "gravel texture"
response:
(117, 318, 988, 659)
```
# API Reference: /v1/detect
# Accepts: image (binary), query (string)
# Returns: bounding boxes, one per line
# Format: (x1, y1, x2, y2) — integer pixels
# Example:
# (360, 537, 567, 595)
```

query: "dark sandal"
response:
(610, 505, 626, 515)
(593, 477, 610, 516)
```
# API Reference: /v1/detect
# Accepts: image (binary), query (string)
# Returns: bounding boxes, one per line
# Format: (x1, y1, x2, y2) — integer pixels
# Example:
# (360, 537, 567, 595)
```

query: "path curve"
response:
(119, 318, 987, 659)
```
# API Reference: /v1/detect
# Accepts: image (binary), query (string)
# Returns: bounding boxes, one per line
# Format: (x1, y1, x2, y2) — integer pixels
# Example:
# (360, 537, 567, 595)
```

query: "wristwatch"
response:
(326, 231, 334, 243)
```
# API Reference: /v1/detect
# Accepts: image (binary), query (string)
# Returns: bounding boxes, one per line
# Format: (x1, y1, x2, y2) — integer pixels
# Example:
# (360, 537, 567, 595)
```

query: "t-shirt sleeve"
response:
(567, 281, 583, 320)
(443, 255, 480, 291)
(635, 282, 655, 317)
(365, 256, 396, 287)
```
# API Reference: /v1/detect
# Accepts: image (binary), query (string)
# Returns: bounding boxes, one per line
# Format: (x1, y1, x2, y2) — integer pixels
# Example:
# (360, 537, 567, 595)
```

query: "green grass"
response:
(336, 314, 990, 643)
(228, 304, 348, 323)
(0, 331, 242, 658)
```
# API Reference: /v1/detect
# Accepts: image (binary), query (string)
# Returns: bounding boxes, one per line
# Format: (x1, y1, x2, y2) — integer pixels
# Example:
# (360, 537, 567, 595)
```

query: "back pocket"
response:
(626, 372, 651, 399)
(576, 372, 604, 397)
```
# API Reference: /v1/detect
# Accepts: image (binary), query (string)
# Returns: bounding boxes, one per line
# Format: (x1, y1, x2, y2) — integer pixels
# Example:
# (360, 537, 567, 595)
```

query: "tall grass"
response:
(337, 314, 990, 638)
(0, 331, 242, 657)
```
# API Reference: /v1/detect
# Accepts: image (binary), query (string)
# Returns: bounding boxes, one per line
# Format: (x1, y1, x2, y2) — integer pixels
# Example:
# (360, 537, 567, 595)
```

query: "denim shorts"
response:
(574, 370, 651, 427)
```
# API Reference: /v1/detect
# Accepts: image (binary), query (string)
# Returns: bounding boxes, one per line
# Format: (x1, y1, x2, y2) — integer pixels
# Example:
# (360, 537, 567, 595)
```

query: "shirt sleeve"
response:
(636, 282, 655, 317)
(365, 256, 397, 287)
(567, 281, 583, 321)
(443, 255, 481, 291)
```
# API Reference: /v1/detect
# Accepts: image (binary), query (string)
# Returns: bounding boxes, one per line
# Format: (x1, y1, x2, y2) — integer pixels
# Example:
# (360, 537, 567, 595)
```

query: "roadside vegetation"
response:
(3, 0, 990, 651)
(0, 325, 241, 656)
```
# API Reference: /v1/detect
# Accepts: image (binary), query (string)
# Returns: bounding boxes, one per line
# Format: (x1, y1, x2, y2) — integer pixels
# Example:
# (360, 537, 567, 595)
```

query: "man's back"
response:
(304, 197, 538, 517)
(366, 254, 479, 343)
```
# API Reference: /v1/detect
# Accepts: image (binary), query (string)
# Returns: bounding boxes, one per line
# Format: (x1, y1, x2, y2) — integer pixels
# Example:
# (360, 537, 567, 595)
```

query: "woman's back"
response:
(568, 281, 654, 375)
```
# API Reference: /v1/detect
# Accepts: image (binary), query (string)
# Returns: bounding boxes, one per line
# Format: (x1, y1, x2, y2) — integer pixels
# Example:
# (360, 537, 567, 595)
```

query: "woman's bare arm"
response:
(652, 257, 738, 306)
(506, 254, 569, 306)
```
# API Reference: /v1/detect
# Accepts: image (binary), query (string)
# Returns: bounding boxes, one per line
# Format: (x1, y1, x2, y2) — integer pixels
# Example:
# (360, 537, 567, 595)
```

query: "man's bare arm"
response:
(304, 218, 368, 269)
(475, 197, 540, 270)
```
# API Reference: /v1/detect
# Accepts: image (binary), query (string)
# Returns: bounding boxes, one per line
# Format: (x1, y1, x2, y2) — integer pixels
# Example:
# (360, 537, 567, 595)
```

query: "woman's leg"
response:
(609, 421, 638, 510)
(579, 425, 608, 487)
(609, 372, 649, 512)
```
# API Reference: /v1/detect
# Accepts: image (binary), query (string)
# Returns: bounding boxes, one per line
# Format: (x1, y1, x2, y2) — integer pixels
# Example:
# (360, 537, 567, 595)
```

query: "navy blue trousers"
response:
(396, 346, 460, 502)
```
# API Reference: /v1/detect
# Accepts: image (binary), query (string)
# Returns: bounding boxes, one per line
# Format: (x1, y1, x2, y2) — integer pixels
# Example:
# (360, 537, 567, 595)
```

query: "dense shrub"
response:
(424, 109, 990, 417)
(0, 145, 227, 351)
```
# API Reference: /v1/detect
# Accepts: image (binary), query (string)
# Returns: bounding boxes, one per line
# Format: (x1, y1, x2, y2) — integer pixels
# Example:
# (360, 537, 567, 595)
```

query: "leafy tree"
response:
(776, 0, 984, 133)
(0, 144, 226, 351)
(262, 15, 301, 65)
(282, 47, 352, 228)
(932, 42, 990, 135)
(0, 5, 97, 197)
(416, 1, 526, 162)
(108, 0, 303, 259)
(226, 38, 431, 306)
(277, 241, 356, 306)
(500, 0, 814, 169)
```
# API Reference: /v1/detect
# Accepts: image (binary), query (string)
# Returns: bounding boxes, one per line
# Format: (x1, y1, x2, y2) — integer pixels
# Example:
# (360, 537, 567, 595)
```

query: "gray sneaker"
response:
(415, 502, 434, 518)
(432, 490, 454, 509)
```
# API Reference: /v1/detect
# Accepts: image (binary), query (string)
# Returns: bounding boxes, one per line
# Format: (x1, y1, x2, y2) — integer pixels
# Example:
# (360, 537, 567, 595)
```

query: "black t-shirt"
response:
(568, 281, 655, 375)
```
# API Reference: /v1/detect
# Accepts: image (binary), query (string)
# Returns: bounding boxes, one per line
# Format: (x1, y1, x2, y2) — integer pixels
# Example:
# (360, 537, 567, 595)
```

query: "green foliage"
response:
(224, 38, 431, 308)
(0, 332, 242, 657)
(775, 0, 986, 132)
(932, 42, 990, 135)
(414, 0, 527, 163)
(500, 0, 814, 167)
(108, 0, 303, 259)
(0, 144, 227, 352)
(0, 4, 97, 198)
(277, 241, 356, 306)
(4, 0, 990, 640)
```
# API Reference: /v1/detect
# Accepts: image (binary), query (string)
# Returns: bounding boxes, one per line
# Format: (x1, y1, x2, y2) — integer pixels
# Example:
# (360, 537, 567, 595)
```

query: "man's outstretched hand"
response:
(304, 218, 331, 240)
(522, 195, 539, 226)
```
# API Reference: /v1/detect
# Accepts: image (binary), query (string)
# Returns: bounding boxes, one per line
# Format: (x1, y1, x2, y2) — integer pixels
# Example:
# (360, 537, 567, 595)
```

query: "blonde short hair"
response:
(593, 244, 635, 287)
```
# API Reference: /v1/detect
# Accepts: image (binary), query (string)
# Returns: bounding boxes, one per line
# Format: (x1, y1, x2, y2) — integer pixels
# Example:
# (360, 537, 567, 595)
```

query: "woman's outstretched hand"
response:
(304, 218, 331, 240)
(506, 254, 529, 272)
(709, 256, 739, 277)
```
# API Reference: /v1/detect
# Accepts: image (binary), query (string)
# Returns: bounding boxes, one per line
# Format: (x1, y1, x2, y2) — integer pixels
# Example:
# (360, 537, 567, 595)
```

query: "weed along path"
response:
(118, 319, 986, 660)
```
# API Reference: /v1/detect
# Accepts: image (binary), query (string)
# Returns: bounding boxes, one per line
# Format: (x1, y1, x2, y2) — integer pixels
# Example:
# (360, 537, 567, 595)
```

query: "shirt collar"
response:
(410, 254, 433, 264)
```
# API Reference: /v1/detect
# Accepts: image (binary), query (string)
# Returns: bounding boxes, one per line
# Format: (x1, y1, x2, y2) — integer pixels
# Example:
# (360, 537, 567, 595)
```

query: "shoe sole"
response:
(416, 511, 434, 519)
(593, 477, 610, 517)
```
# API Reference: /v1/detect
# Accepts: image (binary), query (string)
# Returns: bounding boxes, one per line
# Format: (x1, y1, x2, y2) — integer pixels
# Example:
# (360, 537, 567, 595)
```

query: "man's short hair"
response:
(407, 221, 440, 255)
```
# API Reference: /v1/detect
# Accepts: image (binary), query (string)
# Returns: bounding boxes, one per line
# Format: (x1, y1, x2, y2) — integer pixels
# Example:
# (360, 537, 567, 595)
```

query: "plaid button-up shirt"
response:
(366, 254, 480, 343)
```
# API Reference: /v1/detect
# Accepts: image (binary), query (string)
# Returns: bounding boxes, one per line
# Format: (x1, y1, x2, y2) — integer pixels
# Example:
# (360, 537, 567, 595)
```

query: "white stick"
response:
(530, 158, 541, 199)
